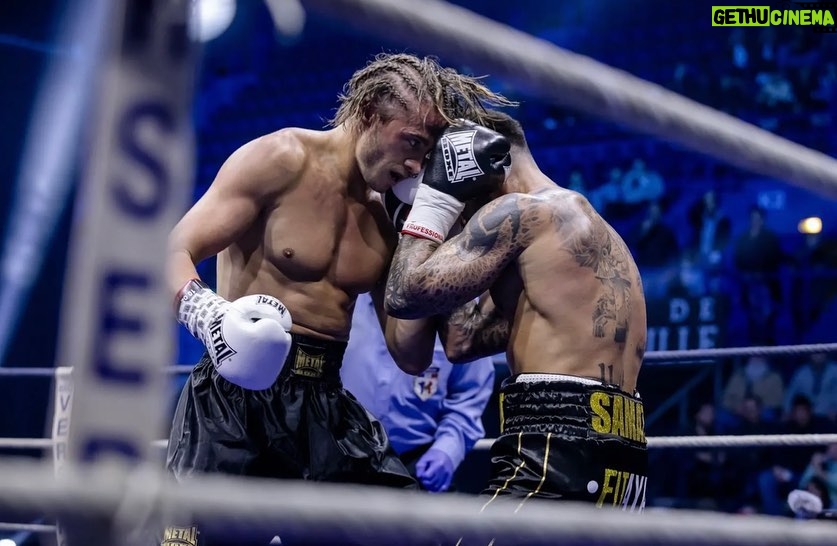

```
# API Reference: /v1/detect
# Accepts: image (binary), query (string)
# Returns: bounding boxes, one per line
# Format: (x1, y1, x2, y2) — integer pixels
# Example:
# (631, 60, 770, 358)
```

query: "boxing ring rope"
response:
(644, 343, 837, 362)
(3, 341, 833, 377)
(639, 434, 837, 449)
(0, 439, 55, 449)
(3, 351, 829, 536)
(0, 368, 67, 377)
(2, 341, 833, 542)
(2, 348, 837, 452)
(3, 433, 837, 452)
(0, 522, 56, 534)
(300, 0, 837, 200)
(1, 341, 836, 452)
(0, 459, 834, 546)
(474, 433, 837, 452)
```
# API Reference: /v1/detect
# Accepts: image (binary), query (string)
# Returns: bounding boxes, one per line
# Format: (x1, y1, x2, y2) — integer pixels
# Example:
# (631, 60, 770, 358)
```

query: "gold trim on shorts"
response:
(480, 432, 525, 513)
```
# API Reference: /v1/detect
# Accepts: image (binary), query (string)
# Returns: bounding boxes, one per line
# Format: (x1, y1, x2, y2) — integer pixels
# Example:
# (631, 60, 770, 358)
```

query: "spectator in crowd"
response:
(587, 166, 623, 215)
(733, 395, 774, 436)
(666, 249, 707, 298)
(758, 395, 834, 515)
(801, 475, 834, 516)
(678, 402, 732, 510)
(342, 293, 495, 492)
(753, 27, 778, 74)
(688, 189, 732, 270)
(777, 28, 822, 73)
(671, 62, 713, 105)
(631, 200, 679, 268)
(733, 206, 784, 345)
(799, 443, 837, 511)
(620, 158, 665, 206)
(721, 356, 784, 423)
(721, 28, 754, 113)
(811, 62, 836, 107)
(727, 395, 773, 509)
(729, 28, 749, 70)
(784, 353, 837, 422)
(792, 231, 837, 333)
(687, 189, 732, 295)
(795, 230, 837, 271)
(566, 168, 587, 195)
(755, 71, 796, 111)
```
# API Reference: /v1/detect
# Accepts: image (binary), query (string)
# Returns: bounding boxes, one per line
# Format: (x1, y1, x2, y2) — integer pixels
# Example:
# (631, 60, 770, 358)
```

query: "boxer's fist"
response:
(401, 121, 510, 243)
(218, 295, 293, 389)
(176, 281, 293, 390)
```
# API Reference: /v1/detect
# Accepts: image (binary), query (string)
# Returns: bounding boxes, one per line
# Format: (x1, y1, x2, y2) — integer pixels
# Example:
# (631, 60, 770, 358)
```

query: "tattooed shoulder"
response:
(459, 193, 548, 259)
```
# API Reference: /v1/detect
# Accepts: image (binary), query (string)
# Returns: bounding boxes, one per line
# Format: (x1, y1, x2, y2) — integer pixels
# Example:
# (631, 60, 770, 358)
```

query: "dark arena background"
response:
(0, 0, 836, 544)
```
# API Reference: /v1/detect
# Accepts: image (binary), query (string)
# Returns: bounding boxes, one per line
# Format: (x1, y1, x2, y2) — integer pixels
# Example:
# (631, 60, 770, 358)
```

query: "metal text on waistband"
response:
(161, 526, 198, 546)
(292, 347, 326, 378)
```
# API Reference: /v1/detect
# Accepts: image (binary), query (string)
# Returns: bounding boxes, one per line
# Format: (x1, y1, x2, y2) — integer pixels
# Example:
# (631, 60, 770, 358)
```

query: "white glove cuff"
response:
(175, 280, 230, 344)
(400, 184, 464, 244)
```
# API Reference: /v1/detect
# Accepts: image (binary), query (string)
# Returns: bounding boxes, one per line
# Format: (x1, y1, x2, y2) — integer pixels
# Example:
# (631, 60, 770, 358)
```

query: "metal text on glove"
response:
(209, 316, 236, 364)
(441, 130, 483, 183)
(255, 295, 288, 316)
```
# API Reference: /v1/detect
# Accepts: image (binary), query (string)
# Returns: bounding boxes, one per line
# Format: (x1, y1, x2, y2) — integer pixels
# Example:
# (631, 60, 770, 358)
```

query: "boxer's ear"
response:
(358, 101, 377, 129)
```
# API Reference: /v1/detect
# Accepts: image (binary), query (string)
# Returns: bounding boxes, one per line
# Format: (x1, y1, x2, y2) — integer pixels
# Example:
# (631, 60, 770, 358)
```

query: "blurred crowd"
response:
(649, 351, 837, 516)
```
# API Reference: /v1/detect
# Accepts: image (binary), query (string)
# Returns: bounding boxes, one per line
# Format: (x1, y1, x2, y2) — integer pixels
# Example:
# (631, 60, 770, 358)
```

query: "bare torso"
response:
(492, 188, 646, 393)
(216, 129, 396, 341)
(388, 181, 647, 394)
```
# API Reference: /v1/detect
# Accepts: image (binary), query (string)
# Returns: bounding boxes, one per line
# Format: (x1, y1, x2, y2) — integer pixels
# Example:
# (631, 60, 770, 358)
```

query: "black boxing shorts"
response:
(166, 332, 415, 485)
(481, 373, 648, 513)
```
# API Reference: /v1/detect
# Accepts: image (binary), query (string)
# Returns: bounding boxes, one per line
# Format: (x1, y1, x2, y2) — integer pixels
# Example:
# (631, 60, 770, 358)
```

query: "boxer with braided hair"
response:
(163, 53, 514, 545)
(331, 53, 515, 129)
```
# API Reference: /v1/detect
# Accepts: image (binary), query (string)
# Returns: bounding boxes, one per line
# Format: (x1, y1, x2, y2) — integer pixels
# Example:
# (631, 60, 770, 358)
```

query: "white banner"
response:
(57, 0, 195, 469)
(51, 367, 73, 546)
(51, 367, 73, 475)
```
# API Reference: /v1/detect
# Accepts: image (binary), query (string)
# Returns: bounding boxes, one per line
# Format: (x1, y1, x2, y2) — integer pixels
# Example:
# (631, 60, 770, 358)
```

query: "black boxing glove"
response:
(384, 189, 412, 232)
(425, 119, 510, 201)
(401, 120, 510, 243)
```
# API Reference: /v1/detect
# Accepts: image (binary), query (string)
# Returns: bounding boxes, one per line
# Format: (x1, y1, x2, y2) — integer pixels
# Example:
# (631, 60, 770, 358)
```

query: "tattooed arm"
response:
(369, 281, 436, 375)
(438, 295, 510, 363)
(385, 193, 540, 319)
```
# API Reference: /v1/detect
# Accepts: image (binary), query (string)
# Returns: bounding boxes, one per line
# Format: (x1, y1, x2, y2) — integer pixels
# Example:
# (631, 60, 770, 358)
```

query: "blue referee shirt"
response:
(342, 293, 495, 469)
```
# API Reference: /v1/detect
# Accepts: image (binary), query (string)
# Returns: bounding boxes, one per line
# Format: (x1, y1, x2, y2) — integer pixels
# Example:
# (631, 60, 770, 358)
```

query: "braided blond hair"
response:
(330, 53, 516, 131)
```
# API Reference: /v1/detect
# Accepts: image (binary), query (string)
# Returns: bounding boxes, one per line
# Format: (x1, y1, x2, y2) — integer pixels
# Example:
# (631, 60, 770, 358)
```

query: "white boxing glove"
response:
(176, 280, 293, 390)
